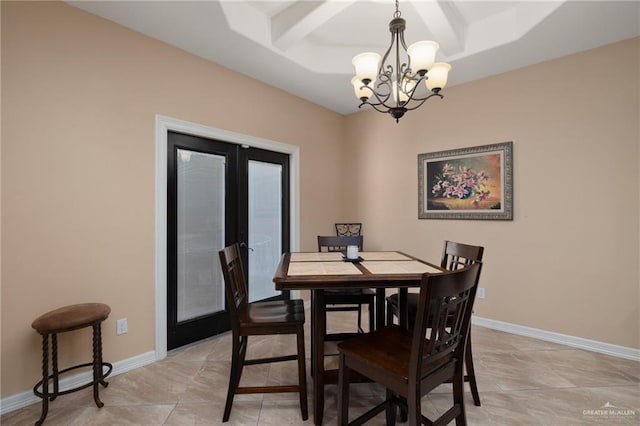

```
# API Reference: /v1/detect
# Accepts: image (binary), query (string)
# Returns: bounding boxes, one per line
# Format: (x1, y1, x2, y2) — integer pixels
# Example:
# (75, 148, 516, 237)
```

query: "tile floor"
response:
(2, 310, 639, 425)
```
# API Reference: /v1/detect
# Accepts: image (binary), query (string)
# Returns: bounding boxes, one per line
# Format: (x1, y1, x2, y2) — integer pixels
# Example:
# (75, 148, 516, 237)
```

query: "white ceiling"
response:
(67, 1, 639, 115)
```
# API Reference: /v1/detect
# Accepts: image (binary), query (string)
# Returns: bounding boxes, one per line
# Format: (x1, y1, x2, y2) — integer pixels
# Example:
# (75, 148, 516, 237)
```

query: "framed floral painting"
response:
(418, 142, 513, 220)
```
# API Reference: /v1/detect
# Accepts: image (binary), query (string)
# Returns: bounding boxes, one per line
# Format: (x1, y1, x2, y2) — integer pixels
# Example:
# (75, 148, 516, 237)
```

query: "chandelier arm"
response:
(360, 74, 398, 108)
(402, 93, 444, 111)
(379, 33, 396, 77)
(359, 82, 392, 107)
(364, 85, 402, 110)
(397, 67, 414, 100)
(360, 102, 396, 115)
(402, 75, 426, 100)
(399, 29, 410, 81)
(405, 91, 442, 103)
(361, 87, 443, 112)
(402, 75, 441, 103)
(399, 27, 409, 52)
(360, 96, 395, 110)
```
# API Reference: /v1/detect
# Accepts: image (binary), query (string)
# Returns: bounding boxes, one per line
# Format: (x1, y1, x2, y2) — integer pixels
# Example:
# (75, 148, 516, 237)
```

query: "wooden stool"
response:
(31, 303, 113, 426)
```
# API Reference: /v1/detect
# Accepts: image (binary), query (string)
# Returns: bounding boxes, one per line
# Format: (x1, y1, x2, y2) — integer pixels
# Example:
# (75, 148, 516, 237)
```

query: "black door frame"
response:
(155, 115, 301, 359)
(166, 131, 291, 350)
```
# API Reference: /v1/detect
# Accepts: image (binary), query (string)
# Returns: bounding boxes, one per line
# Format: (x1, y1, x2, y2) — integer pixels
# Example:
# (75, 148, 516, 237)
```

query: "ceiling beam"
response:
(272, 0, 357, 51)
(411, 0, 465, 56)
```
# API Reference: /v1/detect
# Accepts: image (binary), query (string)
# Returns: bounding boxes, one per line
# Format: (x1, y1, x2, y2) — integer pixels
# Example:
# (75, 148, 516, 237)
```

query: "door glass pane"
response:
(177, 149, 225, 322)
(248, 160, 282, 302)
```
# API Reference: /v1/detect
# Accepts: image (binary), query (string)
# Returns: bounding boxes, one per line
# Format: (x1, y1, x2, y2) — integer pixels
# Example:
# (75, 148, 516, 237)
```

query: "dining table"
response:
(272, 250, 444, 425)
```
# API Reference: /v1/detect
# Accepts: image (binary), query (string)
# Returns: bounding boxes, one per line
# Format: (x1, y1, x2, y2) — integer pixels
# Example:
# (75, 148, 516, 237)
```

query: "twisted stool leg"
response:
(96, 323, 109, 388)
(35, 334, 49, 426)
(51, 333, 59, 401)
(92, 324, 105, 408)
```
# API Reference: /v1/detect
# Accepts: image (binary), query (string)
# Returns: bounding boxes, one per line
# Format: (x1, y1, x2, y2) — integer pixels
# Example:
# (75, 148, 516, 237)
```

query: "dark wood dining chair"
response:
(385, 240, 484, 407)
(337, 263, 482, 426)
(317, 235, 375, 339)
(335, 222, 362, 237)
(218, 243, 308, 422)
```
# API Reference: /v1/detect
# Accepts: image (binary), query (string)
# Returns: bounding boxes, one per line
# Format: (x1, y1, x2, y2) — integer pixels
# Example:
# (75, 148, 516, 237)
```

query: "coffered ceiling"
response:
(67, 1, 640, 115)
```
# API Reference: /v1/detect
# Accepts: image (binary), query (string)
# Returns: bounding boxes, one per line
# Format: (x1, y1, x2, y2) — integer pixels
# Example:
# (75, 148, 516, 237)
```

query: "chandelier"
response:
(351, 0, 451, 122)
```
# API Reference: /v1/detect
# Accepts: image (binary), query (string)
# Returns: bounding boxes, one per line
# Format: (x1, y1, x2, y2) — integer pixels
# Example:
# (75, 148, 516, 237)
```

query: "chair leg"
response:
(296, 327, 309, 421)
(386, 300, 394, 326)
(356, 304, 363, 333)
(407, 384, 421, 426)
(400, 405, 408, 423)
(453, 366, 467, 425)
(385, 389, 397, 426)
(337, 353, 350, 426)
(464, 335, 481, 406)
(368, 301, 375, 332)
(223, 336, 246, 422)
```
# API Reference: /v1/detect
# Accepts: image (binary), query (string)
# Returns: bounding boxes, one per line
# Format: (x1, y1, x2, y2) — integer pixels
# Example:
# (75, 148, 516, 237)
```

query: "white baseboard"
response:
(0, 350, 157, 416)
(472, 316, 640, 362)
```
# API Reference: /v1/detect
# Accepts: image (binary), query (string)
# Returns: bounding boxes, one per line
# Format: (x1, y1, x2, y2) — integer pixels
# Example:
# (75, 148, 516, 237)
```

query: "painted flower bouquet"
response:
(431, 163, 491, 204)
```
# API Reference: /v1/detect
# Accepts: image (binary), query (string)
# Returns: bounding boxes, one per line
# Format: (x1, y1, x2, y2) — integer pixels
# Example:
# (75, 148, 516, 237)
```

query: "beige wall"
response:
(1, 1, 344, 397)
(344, 37, 640, 349)
(2, 0, 638, 402)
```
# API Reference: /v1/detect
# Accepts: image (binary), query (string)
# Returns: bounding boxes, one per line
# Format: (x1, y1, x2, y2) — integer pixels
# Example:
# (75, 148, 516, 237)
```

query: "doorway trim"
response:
(155, 115, 300, 360)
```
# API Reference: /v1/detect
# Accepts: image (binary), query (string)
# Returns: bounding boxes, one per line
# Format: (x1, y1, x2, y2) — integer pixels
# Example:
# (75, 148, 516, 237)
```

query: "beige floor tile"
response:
(3, 308, 639, 425)
(165, 401, 261, 425)
(476, 351, 576, 391)
(0, 403, 88, 426)
(69, 405, 174, 425)
(517, 349, 639, 387)
(257, 399, 310, 425)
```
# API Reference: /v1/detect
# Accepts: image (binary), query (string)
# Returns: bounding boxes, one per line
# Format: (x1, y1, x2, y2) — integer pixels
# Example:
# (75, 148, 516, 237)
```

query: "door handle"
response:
(239, 242, 254, 251)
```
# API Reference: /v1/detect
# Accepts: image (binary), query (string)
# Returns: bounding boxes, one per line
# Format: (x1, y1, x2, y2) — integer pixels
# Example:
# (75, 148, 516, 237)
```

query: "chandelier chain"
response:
(394, 0, 401, 18)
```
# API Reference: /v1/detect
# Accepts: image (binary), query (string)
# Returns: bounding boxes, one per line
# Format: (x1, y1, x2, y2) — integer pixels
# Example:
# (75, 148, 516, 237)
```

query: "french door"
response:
(167, 131, 290, 350)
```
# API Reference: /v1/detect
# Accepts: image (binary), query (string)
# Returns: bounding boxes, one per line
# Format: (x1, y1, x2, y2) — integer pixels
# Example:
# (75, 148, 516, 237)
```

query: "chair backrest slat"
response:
(317, 235, 363, 252)
(441, 240, 484, 271)
(410, 262, 482, 380)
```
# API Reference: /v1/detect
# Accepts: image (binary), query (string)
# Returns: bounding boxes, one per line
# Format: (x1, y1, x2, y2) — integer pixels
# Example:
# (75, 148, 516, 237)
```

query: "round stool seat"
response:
(32, 303, 111, 334)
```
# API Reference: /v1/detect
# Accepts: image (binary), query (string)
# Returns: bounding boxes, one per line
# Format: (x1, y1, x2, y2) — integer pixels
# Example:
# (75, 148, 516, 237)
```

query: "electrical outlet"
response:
(477, 288, 486, 299)
(116, 318, 128, 335)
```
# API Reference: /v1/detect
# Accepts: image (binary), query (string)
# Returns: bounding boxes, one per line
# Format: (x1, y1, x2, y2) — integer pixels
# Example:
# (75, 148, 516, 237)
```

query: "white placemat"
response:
(361, 260, 441, 274)
(359, 252, 412, 261)
(288, 261, 362, 276)
(290, 252, 343, 262)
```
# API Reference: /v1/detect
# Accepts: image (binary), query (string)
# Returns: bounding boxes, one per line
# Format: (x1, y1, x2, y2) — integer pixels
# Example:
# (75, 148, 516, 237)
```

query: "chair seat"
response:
(337, 325, 451, 381)
(240, 299, 305, 327)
